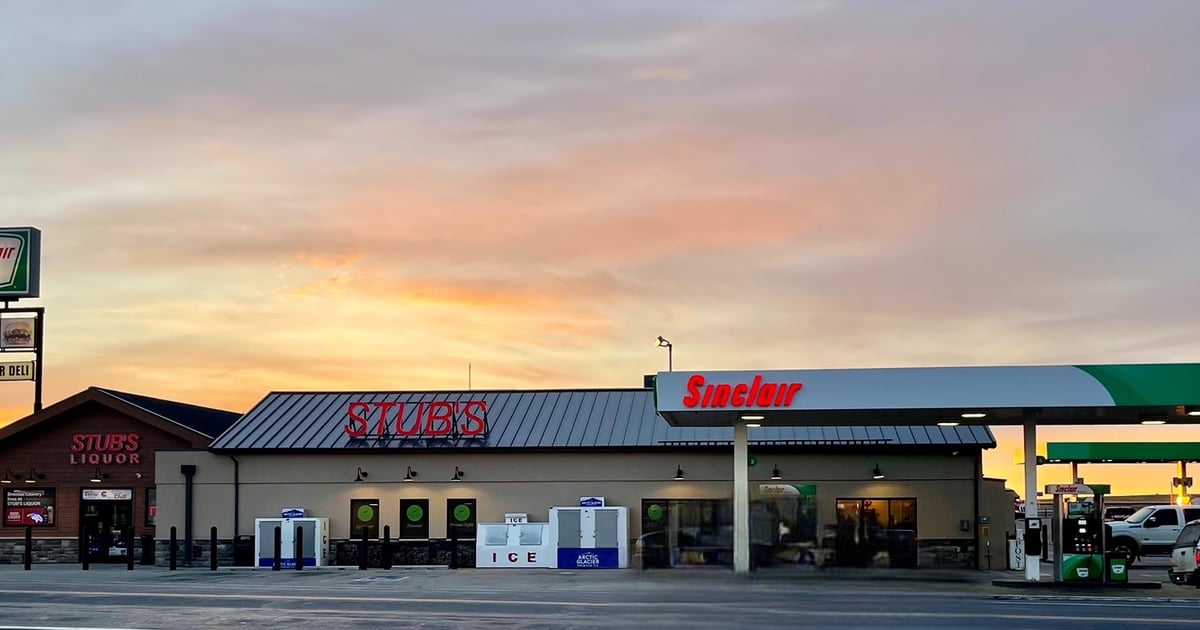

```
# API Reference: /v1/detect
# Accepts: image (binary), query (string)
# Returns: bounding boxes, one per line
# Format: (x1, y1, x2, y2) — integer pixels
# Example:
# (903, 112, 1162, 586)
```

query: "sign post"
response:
(0, 226, 44, 413)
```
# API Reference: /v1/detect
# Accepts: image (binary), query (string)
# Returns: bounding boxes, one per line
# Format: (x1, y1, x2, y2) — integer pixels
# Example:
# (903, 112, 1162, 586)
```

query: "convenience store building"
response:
(155, 385, 1015, 570)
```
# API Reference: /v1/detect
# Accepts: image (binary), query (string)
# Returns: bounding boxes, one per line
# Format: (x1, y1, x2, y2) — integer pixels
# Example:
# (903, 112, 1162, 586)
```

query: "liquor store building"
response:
(0, 387, 239, 563)
(155, 387, 1015, 569)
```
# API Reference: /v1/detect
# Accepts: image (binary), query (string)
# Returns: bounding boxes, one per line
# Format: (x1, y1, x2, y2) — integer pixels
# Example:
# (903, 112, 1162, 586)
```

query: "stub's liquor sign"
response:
(345, 401, 487, 438)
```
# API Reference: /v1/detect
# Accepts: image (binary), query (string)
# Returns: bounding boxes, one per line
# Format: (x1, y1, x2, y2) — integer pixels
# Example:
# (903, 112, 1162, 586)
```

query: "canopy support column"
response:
(733, 421, 750, 574)
(1024, 419, 1040, 581)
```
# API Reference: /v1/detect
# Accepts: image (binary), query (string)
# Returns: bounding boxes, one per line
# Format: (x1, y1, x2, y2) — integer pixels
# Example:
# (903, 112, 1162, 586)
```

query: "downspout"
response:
(973, 450, 982, 570)
(230, 456, 240, 538)
(181, 464, 197, 565)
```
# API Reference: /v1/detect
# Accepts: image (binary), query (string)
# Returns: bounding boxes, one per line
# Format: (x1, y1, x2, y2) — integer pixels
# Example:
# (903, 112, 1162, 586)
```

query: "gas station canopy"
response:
(654, 363, 1200, 427)
(1046, 442, 1200, 464)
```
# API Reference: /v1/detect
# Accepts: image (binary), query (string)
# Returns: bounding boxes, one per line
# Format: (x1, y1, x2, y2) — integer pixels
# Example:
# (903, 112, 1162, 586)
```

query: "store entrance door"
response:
(81, 499, 134, 563)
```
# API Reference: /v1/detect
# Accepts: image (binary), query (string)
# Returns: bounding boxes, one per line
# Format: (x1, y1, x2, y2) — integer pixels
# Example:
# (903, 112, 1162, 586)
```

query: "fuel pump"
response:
(1046, 483, 1109, 582)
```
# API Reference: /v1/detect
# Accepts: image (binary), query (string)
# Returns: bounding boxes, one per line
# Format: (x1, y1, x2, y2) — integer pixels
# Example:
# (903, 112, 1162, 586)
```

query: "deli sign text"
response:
(345, 401, 487, 438)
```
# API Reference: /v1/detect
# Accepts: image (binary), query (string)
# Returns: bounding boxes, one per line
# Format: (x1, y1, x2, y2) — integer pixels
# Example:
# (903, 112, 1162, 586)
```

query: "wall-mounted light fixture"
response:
(770, 465, 782, 481)
(354, 467, 368, 482)
(404, 466, 417, 482)
(872, 464, 885, 480)
(673, 465, 685, 481)
(90, 468, 109, 483)
(452, 466, 464, 482)
(25, 468, 44, 484)
(1, 468, 19, 484)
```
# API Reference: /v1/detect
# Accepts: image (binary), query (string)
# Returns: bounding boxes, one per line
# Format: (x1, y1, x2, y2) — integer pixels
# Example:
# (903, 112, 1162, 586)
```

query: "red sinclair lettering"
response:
(682, 374, 803, 409)
(69, 433, 142, 465)
(344, 401, 489, 438)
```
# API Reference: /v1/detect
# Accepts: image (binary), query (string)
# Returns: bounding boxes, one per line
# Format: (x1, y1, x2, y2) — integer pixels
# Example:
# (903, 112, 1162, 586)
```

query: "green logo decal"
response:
(453, 504, 472, 522)
(356, 504, 375, 522)
(748, 456, 758, 467)
(406, 505, 424, 522)
(647, 504, 663, 521)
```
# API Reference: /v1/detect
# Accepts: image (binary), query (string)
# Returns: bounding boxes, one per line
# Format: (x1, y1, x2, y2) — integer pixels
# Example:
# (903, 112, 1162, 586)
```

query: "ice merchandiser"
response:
(255, 513, 330, 569)
(475, 513, 555, 568)
(550, 501, 629, 569)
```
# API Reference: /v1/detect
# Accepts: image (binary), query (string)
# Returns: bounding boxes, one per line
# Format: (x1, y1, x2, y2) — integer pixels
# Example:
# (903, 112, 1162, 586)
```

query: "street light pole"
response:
(656, 336, 673, 371)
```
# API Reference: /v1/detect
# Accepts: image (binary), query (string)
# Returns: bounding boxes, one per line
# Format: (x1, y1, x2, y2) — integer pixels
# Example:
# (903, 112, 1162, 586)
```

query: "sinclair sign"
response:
(344, 400, 487, 438)
(0, 227, 41, 300)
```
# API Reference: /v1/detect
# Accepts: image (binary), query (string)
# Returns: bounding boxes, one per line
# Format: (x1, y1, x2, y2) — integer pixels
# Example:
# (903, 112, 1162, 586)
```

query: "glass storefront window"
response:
(834, 498, 918, 568)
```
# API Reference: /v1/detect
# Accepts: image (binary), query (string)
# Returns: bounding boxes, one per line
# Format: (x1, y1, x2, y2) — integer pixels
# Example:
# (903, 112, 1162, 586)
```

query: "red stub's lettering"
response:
(425, 402, 454, 435)
(682, 374, 803, 409)
(345, 403, 370, 437)
(344, 400, 489, 438)
(461, 401, 486, 436)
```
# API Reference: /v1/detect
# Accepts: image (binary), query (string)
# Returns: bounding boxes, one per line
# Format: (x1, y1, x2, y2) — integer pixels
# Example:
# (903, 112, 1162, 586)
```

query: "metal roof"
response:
(211, 389, 996, 451)
(96, 388, 241, 439)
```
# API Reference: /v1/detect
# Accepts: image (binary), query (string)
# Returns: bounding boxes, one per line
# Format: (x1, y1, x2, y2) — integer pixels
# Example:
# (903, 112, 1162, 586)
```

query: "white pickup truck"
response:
(1107, 505, 1200, 566)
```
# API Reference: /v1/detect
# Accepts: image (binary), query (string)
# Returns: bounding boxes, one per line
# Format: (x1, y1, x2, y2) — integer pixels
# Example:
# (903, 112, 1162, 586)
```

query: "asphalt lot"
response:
(1, 563, 1198, 629)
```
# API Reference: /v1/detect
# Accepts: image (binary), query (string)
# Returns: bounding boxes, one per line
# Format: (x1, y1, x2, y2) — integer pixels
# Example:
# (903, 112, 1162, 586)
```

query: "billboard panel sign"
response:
(0, 227, 41, 299)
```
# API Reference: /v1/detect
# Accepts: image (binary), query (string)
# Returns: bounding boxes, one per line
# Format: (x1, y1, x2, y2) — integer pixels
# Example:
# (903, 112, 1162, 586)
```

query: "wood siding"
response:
(0, 401, 200, 539)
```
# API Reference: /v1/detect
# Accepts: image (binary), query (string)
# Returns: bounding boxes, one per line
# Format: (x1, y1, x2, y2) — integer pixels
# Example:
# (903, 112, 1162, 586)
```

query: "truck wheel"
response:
(1110, 539, 1138, 568)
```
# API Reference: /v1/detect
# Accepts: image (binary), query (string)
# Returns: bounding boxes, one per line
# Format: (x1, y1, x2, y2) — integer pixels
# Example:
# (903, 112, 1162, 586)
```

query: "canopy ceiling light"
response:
(1142, 419, 1167, 425)
(404, 466, 417, 482)
(741, 414, 765, 421)
(937, 421, 960, 427)
(960, 412, 987, 419)
(354, 467, 368, 482)
(872, 464, 886, 480)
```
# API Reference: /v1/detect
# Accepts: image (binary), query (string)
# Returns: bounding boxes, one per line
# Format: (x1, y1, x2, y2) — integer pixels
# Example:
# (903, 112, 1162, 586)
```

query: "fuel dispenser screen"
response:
(1063, 501, 1101, 553)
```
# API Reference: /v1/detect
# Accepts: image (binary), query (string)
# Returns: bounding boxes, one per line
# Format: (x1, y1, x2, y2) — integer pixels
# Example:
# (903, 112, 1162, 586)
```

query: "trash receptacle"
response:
(233, 535, 254, 567)
(1106, 553, 1127, 583)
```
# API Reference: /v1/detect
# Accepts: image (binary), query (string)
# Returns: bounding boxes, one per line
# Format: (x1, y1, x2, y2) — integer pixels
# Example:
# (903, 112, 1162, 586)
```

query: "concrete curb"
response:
(992, 579, 1161, 589)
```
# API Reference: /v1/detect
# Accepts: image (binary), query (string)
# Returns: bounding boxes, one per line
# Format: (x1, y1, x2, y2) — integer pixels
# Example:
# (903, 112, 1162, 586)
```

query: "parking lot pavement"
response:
(1, 564, 1200, 630)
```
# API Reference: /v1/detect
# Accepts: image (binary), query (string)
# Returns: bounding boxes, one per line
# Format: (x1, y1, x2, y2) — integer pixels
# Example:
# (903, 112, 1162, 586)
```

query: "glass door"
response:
(81, 500, 134, 563)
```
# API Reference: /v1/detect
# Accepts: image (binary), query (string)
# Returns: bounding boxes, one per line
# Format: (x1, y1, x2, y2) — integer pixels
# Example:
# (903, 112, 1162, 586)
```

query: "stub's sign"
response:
(345, 401, 487, 438)
(70, 433, 141, 465)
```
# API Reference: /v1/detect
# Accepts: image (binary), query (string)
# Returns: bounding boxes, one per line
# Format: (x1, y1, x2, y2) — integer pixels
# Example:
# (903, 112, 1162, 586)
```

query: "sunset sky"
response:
(2, 0, 1198, 495)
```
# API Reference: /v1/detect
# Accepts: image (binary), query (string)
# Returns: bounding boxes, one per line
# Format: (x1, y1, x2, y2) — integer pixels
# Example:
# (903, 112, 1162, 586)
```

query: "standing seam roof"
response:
(209, 389, 999, 450)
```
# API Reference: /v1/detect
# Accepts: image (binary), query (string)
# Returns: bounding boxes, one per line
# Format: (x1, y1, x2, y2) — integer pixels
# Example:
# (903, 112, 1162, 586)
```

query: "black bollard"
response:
(359, 526, 368, 570)
(169, 526, 178, 570)
(24, 526, 32, 570)
(295, 526, 304, 571)
(126, 526, 135, 570)
(82, 531, 90, 571)
(382, 525, 391, 570)
(449, 527, 459, 570)
(272, 526, 281, 571)
(210, 526, 219, 571)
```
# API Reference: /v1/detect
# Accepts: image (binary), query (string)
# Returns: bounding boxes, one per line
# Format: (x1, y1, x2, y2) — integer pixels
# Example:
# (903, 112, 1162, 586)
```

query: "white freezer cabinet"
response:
(255, 517, 329, 568)
(475, 522, 556, 568)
